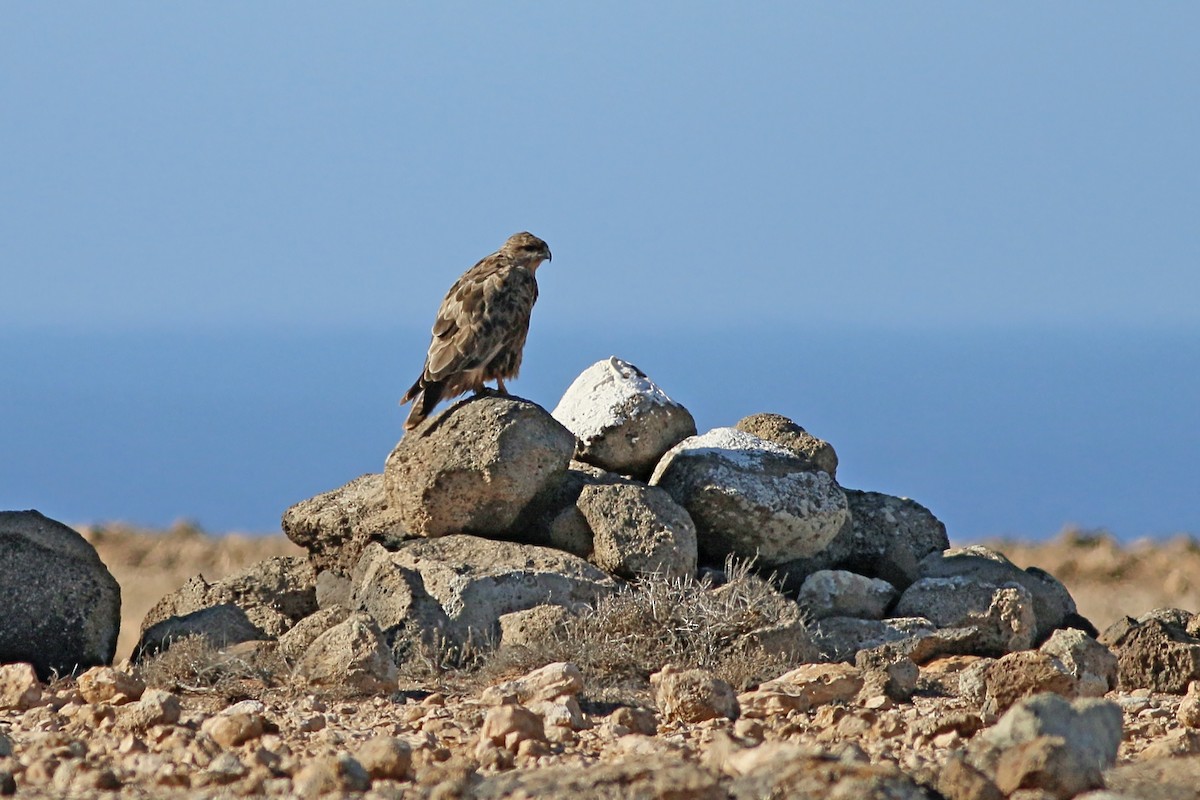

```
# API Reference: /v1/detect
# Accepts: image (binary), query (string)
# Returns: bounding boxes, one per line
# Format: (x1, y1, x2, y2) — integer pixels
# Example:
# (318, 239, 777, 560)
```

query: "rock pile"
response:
(130, 356, 1121, 681)
(7, 355, 1200, 798)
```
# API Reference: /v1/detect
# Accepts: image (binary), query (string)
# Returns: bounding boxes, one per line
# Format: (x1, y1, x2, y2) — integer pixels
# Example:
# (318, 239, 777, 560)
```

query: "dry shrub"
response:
(467, 557, 806, 695)
(395, 627, 497, 690)
(136, 636, 287, 697)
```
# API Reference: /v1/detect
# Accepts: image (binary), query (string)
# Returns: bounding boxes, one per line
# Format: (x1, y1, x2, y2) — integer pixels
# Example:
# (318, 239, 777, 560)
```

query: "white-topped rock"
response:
(653, 426, 799, 468)
(552, 357, 696, 479)
(649, 427, 850, 566)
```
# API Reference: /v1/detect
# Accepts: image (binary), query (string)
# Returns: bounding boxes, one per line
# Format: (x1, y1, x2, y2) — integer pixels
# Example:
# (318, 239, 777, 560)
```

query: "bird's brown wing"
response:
(421, 257, 538, 387)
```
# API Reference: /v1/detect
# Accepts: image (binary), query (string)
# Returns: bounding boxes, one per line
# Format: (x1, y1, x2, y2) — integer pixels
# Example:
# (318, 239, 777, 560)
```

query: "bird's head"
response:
(502, 231, 552, 272)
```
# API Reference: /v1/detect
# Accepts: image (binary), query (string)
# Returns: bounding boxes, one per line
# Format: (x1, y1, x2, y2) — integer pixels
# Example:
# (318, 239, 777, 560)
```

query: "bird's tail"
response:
(402, 378, 445, 431)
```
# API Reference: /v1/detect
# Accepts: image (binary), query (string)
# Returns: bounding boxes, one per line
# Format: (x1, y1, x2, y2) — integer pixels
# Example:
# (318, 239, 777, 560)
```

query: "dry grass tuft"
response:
(459, 557, 806, 698)
(395, 627, 498, 690)
(136, 636, 288, 698)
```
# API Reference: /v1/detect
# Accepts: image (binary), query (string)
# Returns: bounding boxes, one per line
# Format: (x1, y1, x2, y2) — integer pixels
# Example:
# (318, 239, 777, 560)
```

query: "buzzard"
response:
(401, 231, 552, 430)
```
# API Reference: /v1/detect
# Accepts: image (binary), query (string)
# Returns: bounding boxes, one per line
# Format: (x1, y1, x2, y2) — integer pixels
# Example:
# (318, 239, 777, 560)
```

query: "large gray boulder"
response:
(350, 537, 617, 657)
(0, 510, 121, 679)
(893, 577, 1038, 656)
(552, 357, 697, 480)
(916, 546, 1078, 642)
(385, 395, 575, 538)
(775, 489, 948, 591)
(577, 482, 697, 581)
(281, 473, 408, 574)
(650, 428, 850, 567)
(134, 556, 316, 659)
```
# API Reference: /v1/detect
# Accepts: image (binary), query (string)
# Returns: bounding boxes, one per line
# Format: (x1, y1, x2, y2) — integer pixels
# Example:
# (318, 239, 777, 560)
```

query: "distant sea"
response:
(2, 325, 1196, 542)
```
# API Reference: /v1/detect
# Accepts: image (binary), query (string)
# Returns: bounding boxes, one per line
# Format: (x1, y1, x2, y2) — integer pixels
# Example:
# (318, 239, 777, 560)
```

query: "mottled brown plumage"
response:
(401, 232, 552, 430)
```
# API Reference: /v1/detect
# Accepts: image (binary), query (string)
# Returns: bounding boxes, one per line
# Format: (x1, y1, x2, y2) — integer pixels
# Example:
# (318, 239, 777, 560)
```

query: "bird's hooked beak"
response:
(543, 247, 553, 262)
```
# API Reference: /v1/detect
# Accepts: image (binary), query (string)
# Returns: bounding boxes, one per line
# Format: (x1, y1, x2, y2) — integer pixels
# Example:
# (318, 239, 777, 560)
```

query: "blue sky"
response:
(5, 4, 1197, 332)
(2, 5, 1198, 538)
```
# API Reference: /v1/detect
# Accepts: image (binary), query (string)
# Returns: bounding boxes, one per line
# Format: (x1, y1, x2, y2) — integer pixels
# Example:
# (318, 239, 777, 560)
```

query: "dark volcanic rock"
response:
(1100, 608, 1200, 693)
(734, 413, 838, 477)
(0, 510, 121, 679)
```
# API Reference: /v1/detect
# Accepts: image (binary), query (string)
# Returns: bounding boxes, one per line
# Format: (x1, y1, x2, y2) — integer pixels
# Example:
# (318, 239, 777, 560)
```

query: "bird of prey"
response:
(401, 231, 552, 430)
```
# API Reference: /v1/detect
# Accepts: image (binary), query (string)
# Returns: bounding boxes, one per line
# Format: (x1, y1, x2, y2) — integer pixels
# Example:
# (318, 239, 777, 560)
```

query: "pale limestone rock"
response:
(281, 472, 408, 574)
(651, 665, 739, 724)
(553, 357, 697, 479)
(797, 569, 897, 620)
(293, 612, 397, 692)
(353, 736, 412, 780)
(0, 663, 41, 711)
(77, 666, 144, 705)
(350, 537, 615, 650)
(982, 651, 1078, 716)
(1038, 628, 1117, 698)
(477, 704, 546, 754)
